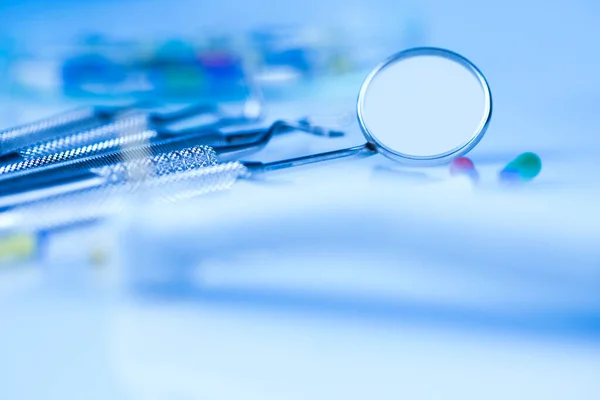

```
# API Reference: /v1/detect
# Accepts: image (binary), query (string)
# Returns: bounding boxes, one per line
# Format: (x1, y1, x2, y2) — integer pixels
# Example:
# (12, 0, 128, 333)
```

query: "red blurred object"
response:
(449, 157, 474, 174)
(449, 157, 479, 181)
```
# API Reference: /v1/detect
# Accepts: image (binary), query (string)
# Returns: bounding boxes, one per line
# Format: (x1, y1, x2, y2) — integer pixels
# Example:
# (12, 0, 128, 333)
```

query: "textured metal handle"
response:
(0, 129, 159, 175)
(0, 107, 103, 154)
(5, 145, 219, 208)
(94, 145, 219, 184)
(4, 160, 247, 232)
(19, 114, 150, 159)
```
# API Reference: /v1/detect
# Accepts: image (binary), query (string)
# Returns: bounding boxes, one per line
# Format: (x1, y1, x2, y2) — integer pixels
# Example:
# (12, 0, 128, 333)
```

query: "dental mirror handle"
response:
(243, 143, 377, 173)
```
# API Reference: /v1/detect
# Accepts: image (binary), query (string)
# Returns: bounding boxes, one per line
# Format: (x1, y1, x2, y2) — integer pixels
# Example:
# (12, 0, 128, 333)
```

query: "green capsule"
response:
(500, 152, 542, 181)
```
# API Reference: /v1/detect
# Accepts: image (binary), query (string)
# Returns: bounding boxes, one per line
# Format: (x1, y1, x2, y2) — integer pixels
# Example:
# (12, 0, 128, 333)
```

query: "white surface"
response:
(109, 302, 600, 400)
(119, 158, 600, 313)
(2, 293, 599, 400)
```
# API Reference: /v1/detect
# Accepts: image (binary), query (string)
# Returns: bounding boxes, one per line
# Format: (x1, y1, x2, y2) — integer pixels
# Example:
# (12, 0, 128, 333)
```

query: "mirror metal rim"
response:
(356, 46, 493, 166)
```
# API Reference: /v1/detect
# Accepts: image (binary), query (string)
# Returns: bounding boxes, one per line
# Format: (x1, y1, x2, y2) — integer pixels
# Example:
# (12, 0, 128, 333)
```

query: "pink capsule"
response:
(449, 157, 479, 182)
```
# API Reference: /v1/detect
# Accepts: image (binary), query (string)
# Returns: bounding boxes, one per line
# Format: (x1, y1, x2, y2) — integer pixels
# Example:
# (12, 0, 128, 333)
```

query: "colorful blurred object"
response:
(143, 39, 207, 96)
(0, 232, 37, 265)
(61, 35, 250, 100)
(1, 19, 428, 104)
(499, 152, 542, 183)
(449, 156, 479, 182)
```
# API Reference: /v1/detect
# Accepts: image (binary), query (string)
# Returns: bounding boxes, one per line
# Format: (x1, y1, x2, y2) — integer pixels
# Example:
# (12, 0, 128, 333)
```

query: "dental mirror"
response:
(358, 47, 491, 163)
(244, 47, 492, 172)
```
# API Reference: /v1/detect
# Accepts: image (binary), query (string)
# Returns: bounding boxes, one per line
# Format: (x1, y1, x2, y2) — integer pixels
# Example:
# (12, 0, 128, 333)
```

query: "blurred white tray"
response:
(118, 153, 600, 317)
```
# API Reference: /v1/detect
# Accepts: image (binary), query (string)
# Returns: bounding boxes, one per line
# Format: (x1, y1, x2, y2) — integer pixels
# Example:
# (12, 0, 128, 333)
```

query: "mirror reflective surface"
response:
(358, 47, 491, 164)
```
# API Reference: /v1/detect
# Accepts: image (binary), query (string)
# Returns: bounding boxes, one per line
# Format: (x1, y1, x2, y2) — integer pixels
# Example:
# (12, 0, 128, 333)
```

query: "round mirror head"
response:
(357, 47, 492, 165)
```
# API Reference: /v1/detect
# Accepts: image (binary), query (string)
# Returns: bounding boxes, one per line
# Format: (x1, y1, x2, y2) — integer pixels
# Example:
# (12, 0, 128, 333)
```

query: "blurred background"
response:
(1, 0, 600, 399)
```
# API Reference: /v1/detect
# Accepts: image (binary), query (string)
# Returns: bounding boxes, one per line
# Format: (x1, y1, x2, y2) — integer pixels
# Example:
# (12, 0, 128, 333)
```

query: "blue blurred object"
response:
(62, 53, 128, 95)
(61, 34, 133, 97)
(251, 28, 315, 74)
